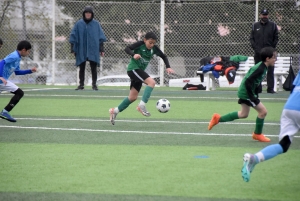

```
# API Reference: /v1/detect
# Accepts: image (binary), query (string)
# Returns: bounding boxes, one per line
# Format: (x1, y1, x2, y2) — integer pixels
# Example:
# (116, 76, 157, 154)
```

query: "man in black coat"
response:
(250, 9, 279, 94)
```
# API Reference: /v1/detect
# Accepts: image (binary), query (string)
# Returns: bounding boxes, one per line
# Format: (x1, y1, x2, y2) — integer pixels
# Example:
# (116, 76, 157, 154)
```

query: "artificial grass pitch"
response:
(0, 143, 299, 201)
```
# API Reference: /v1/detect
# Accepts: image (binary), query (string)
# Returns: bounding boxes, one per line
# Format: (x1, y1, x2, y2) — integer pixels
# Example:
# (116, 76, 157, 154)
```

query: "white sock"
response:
(255, 152, 265, 163)
(139, 100, 146, 106)
(114, 107, 119, 113)
(2, 109, 8, 113)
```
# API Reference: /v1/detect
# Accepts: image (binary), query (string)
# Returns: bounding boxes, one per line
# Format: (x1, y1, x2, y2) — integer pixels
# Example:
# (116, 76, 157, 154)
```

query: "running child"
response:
(109, 32, 174, 125)
(0, 40, 37, 122)
(208, 47, 277, 142)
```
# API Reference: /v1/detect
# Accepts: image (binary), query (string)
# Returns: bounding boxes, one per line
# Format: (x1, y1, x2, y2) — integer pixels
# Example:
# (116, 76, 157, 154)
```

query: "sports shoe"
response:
(241, 153, 257, 182)
(252, 133, 271, 142)
(0, 111, 17, 122)
(267, 90, 277, 94)
(75, 85, 84, 90)
(137, 104, 151, 117)
(92, 85, 98, 91)
(109, 108, 118, 125)
(208, 113, 221, 130)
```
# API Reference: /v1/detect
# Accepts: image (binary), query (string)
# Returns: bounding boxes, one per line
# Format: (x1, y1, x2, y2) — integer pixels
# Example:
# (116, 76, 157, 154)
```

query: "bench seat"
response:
(196, 56, 292, 91)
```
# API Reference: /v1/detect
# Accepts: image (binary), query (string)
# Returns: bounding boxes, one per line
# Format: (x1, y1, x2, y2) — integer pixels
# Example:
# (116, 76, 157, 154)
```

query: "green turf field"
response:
(0, 85, 299, 201)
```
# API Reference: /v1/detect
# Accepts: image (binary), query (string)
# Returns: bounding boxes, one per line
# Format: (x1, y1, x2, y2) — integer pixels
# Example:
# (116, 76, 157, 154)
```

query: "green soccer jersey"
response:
(125, 41, 170, 71)
(237, 62, 267, 100)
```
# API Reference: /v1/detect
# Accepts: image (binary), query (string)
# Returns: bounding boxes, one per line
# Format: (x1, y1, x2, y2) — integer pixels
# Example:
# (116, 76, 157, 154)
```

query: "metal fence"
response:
(0, 0, 299, 86)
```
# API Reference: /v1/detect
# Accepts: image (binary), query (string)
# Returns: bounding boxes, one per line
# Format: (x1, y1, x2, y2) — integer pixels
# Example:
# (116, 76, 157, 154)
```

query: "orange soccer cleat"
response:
(252, 133, 271, 142)
(208, 113, 221, 130)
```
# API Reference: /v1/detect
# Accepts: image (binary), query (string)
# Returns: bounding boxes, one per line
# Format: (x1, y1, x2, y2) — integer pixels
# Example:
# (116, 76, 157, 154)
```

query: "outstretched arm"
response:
(154, 46, 174, 74)
(15, 67, 37, 75)
(124, 41, 144, 57)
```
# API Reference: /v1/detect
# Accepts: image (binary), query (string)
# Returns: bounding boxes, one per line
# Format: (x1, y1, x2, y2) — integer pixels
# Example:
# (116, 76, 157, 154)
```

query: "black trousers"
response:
(78, 60, 97, 86)
(254, 52, 274, 92)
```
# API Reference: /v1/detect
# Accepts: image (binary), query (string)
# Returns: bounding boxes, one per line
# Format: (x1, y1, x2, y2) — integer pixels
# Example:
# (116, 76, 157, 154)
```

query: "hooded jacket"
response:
(69, 6, 107, 66)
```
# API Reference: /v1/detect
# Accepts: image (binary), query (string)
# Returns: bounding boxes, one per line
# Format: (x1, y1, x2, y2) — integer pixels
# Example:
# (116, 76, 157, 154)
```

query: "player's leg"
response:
(208, 99, 250, 130)
(89, 61, 98, 90)
(252, 102, 270, 142)
(241, 109, 299, 182)
(138, 76, 155, 116)
(0, 81, 22, 122)
(256, 110, 300, 162)
(128, 69, 154, 117)
(76, 61, 86, 90)
(109, 80, 141, 125)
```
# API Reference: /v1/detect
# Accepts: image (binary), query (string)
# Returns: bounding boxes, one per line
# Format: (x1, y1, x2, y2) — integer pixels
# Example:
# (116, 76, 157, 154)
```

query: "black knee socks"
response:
(5, 88, 24, 112)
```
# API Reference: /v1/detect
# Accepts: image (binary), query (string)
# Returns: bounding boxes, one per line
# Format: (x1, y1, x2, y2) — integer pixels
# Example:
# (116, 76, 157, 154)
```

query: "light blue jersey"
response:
(284, 70, 300, 111)
(0, 50, 21, 84)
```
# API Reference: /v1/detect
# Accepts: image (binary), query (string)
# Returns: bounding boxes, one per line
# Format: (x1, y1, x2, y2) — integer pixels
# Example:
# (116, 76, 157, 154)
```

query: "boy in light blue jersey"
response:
(0, 40, 37, 122)
(241, 70, 300, 182)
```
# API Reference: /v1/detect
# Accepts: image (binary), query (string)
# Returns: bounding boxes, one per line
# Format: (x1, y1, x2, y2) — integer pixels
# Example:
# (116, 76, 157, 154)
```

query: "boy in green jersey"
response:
(109, 32, 174, 125)
(208, 47, 277, 142)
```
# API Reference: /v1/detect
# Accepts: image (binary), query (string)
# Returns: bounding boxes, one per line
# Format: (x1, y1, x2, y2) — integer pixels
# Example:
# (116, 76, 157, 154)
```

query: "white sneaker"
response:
(109, 108, 118, 125)
(241, 153, 257, 182)
(136, 104, 151, 117)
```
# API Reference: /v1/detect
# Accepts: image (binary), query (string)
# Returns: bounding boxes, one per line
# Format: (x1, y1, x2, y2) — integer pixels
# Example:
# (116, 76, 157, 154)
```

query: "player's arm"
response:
(124, 41, 144, 57)
(245, 65, 265, 101)
(0, 60, 5, 77)
(154, 45, 171, 68)
(154, 46, 174, 74)
(15, 65, 36, 75)
(0, 60, 7, 84)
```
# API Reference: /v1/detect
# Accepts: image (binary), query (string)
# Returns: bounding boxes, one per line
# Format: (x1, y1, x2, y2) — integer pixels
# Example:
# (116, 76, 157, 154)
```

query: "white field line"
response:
(0, 125, 293, 138)
(1, 88, 61, 93)
(0, 93, 288, 100)
(15, 117, 280, 126)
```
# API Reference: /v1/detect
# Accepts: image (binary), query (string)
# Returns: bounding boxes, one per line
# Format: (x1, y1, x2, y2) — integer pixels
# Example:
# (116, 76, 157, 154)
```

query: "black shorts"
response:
(238, 98, 260, 107)
(127, 69, 150, 92)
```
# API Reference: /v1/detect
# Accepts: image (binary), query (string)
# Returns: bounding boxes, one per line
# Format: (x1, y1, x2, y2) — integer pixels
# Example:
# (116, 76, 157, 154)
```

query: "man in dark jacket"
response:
(250, 9, 279, 94)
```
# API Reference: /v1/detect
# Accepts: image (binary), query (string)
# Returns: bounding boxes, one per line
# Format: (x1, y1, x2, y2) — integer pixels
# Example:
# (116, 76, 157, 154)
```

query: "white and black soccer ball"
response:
(156, 99, 170, 113)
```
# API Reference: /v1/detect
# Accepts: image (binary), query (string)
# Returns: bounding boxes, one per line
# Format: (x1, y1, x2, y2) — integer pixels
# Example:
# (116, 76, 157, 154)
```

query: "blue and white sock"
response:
(255, 144, 283, 163)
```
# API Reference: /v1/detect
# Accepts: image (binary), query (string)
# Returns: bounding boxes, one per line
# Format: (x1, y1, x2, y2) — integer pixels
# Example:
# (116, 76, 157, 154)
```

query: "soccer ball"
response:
(156, 99, 170, 113)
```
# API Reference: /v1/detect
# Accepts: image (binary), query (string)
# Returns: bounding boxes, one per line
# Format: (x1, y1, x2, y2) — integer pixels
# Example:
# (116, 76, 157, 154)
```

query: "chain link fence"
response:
(0, 0, 299, 86)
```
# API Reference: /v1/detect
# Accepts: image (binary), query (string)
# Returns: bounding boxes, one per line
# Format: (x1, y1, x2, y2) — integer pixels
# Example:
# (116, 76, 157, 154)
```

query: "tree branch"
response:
(0, 1, 11, 29)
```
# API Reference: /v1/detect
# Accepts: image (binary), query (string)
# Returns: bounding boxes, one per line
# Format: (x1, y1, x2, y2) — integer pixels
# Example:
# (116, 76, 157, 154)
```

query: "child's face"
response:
(266, 52, 277, 66)
(144, 38, 156, 50)
(20, 49, 30, 57)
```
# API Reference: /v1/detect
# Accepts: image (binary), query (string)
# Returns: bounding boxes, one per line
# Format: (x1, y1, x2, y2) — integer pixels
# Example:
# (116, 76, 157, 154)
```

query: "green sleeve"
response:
(229, 55, 248, 62)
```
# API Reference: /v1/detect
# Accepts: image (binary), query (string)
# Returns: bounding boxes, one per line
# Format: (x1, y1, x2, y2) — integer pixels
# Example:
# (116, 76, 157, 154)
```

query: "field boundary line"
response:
(0, 93, 288, 100)
(14, 117, 280, 125)
(0, 125, 295, 138)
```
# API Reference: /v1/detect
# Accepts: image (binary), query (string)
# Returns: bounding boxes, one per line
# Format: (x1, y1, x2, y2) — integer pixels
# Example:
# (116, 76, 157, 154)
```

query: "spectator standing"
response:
(250, 8, 279, 94)
(69, 6, 107, 91)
